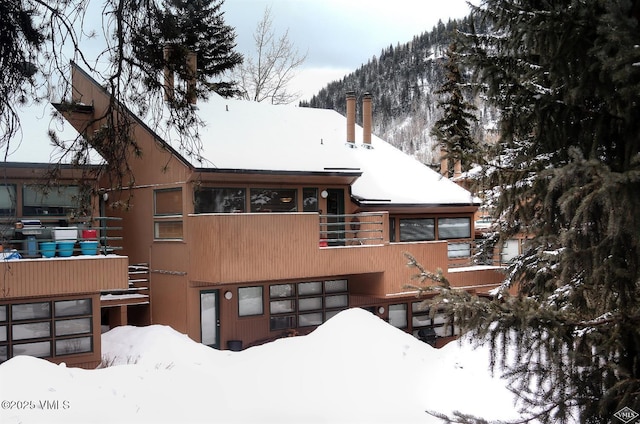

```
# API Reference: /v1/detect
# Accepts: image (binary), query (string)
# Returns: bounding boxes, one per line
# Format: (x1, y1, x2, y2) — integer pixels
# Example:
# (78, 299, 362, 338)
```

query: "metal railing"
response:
(319, 212, 385, 247)
(0, 216, 123, 259)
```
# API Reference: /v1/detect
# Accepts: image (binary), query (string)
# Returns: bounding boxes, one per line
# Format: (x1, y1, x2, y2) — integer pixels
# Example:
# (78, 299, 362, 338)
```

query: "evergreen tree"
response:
(411, 1, 640, 423)
(430, 39, 478, 175)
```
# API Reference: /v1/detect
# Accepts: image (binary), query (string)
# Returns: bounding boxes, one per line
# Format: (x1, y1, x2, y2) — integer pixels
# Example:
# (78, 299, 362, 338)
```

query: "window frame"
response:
(238, 286, 264, 317)
(153, 188, 183, 240)
(0, 298, 93, 363)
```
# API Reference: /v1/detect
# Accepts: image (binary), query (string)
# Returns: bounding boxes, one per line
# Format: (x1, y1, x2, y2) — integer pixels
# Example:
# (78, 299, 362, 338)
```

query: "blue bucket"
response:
(80, 241, 99, 255)
(56, 241, 75, 257)
(39, 241, 56, 258)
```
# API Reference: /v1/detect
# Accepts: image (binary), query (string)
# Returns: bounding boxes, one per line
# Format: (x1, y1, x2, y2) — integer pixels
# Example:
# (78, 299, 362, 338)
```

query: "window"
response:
(268, 279, 349, 331)
(250, 189, 297, 213)
(399, 218, 435, 242)
(0, 184, 16, 216)
(23, 185, 83, 216)
(195, 188, 246, 213)
(302, 188, 318, 212)
(437, 218, 471, 239)
(389, 217, 396, 242)
(0, 298, 93, 363)
(200, 291, 218, 347)
(154, 188, 182, 215)
(448, 242, 471, 259)
(388, 303, 408, 328)
(154, 188, 183, 239)
(238, 286, 263, 316)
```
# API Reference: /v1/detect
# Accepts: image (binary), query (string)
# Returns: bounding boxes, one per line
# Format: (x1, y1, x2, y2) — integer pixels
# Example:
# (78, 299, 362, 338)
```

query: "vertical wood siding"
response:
(0, 256, 129, 299)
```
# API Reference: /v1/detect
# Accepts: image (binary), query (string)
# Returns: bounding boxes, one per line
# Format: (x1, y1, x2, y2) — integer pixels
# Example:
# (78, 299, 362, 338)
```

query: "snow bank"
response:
(0, 308, 520, 424)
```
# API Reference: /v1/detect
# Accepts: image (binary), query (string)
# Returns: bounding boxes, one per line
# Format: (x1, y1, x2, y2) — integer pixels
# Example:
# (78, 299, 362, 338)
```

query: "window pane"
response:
(269, 284, 294, 299)
(325, 310, 341, 321)
(438, 218, 471, 239)
(12, 302, 50, 320)
(13, 341, 50, 358)
(298, 281, 322, 296)
(447, 242, 471, 258)
(270, 299, 295, 314)
(238, 287, 263, 316)
(299, 312, 323, 327)
(250, 189, 297, 213)
(412, 315, 432, 327)
(55, 336, 92, 355)
(270, 315, 295, 331)
(389, 304, 408, 328)
(411, 301, 428, 314)
(0, 184, 16, 216)
(23, 185, 82, 216)
(298, 297, 322, 312)
(302, 188, 318, 212)
(55, 318, 91, 336)
(13, 322, 51, 340)
(154, 189, 182, 216)
(200, 291, 218, 346)
(389, 217, 396, 242)
(0, 345, 6, 362)
(0, 305, 6, 321)
(195, 188, 246, 214)
(325, 294, 348, 309)
(399, 219, 435, 242)
(0, 325, 6, 342)
(154, 221, 183, 239)
(55, 299, 91, 317)
(324, 279, 347, 293)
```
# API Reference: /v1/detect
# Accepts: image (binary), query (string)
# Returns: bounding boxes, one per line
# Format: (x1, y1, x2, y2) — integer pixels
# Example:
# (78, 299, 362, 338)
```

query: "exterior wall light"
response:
(378, 306, 385, 314)
(224, 291, 233, 300)
(321, 190, 329, 199)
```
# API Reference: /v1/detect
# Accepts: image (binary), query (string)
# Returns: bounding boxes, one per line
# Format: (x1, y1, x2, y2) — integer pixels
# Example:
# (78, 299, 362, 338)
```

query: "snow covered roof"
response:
(2, 102, 103, 166)
(156, 94, 479, 207)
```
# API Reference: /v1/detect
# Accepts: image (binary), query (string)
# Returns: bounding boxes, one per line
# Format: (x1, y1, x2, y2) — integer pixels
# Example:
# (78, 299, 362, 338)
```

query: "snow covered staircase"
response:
(100, 263, 150, 307)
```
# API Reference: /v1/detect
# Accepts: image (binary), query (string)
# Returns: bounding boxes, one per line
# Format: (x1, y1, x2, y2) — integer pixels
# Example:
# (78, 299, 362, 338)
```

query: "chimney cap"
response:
(346, 90, 356, 97)
(363, 92, 372, 98)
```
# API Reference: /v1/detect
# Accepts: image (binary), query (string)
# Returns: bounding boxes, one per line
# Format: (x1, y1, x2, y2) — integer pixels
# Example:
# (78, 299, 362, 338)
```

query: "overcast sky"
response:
(222, 0, 476, 101)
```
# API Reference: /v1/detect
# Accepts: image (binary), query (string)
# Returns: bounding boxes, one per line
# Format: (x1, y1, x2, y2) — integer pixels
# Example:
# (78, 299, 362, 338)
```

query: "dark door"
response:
(326, 189, 345, 246)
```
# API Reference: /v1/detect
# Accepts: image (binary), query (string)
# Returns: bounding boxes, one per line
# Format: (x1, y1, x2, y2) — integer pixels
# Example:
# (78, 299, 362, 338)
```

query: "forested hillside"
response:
(300, 17, 498, 166)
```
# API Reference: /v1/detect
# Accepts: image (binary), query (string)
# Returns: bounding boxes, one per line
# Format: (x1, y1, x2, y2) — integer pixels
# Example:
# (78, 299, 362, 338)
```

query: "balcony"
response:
(0, 217, 129, 300)
(178, 212, 455, 294)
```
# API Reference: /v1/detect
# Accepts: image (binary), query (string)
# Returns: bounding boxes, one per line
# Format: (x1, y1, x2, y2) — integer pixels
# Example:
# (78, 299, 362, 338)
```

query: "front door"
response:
(326, 189, 345, 246)
(200, 290, 220, 348)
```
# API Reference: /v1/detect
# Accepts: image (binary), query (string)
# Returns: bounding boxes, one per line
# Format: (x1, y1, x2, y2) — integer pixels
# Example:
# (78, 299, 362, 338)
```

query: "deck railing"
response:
(0, 216, 123, 259)
(319, 212, 385, 246)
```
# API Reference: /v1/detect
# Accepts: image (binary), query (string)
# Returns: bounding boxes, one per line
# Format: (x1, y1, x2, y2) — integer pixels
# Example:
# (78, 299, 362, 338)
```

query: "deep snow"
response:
(0, 308, 520, 423)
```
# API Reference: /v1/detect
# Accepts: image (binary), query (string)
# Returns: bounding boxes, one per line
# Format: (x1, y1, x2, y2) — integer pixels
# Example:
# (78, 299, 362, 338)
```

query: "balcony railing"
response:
(0, 216, 123, 259)
(319, 212, 385, 247)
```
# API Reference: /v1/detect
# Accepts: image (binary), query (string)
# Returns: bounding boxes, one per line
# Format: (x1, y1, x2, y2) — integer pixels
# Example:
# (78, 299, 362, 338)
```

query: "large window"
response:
(437, 218, 471, 239)
(268, 279, 348, 331)
(154, 188, 183, 239)
(238, 286, 263, 317)
(0, 298, 93, 363)
(399, 218, 435, 242)
(22, 185, 83, 216)
(0, 184, 16, 216)
(195, 188, 246, 213)
(250, 188, 297, 213)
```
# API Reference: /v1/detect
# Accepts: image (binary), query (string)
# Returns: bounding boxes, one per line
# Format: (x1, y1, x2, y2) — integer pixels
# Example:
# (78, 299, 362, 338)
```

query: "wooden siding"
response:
(184, 213, 450, 296)
(0, 256, 129, 299)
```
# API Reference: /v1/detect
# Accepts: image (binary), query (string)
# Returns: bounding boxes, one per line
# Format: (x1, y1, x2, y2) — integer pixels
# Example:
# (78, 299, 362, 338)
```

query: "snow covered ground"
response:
(0, 308, 520, 424)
